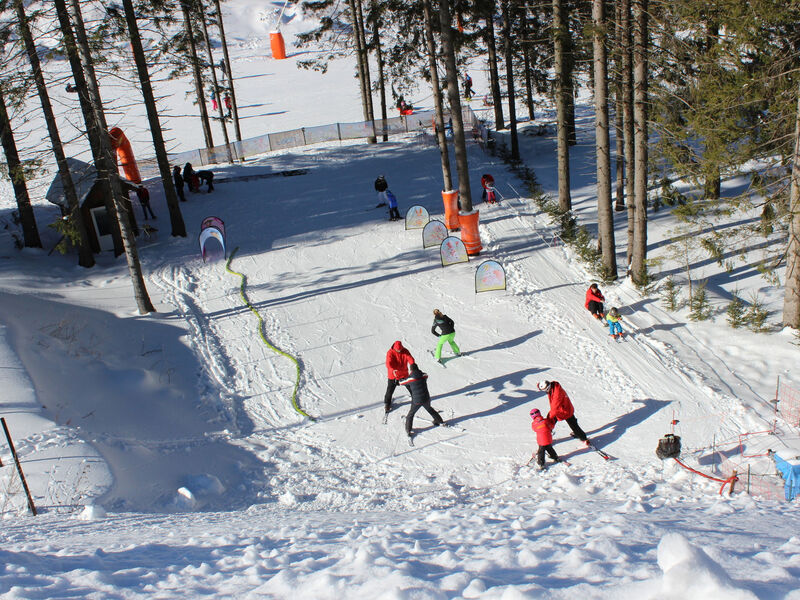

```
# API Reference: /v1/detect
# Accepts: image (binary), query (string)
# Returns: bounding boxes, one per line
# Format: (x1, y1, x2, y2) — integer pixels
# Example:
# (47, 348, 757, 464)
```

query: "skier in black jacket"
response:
(400, 363, 444, 436)
(374, 174, 388, 207)
(431, 309, 461, 363)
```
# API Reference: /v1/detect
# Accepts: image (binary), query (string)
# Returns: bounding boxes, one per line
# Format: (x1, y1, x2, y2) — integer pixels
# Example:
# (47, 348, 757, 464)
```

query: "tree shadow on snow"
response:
(433, 367, 547, 426)
(467, 330, 542, 355)
(579, 398, 671, 448)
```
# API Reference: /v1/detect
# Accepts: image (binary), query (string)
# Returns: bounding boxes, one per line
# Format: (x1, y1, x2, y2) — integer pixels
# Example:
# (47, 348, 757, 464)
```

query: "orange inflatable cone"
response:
(442, 190, 460, 231)
(459, 210, 482, 255)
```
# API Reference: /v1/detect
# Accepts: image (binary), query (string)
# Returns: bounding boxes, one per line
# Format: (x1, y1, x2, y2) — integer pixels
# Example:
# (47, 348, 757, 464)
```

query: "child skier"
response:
(386, 190, 401, 221)
(374, 174, 388, 207)
(605, 307, 624, 338)
(585, 283, 605, 320)
(480, 174, 496, 204)
(400, 363, 444, 436)
(530, 408, 559, 470)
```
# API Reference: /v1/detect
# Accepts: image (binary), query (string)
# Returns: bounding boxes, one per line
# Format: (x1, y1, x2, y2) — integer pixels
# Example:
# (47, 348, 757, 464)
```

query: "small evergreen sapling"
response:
(662, 277, 680, 311)
(726, 291, 746, 328)
(689, 282, 712, 321)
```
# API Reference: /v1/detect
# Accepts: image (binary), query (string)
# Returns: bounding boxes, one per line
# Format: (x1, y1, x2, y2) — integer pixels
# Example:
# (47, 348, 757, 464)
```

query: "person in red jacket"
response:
(539, 380, 588, 443)
(585, 283, 605, 319)
(384, 341, 415, 413)
(530, 408, 559, 469)
(480, 173, 496, 203)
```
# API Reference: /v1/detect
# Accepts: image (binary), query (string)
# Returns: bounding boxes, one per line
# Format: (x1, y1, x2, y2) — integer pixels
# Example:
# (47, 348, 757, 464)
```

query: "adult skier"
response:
(401, 363, 444, 436)
(172, 166, 186, 202)
(431, 309, 460, 363)
(538, 380, 588, 443)
(384, 341, 415, 413)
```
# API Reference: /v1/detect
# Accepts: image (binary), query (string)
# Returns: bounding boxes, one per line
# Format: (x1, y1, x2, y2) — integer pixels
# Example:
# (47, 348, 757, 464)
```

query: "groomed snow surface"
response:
(1, 1, 800, 597)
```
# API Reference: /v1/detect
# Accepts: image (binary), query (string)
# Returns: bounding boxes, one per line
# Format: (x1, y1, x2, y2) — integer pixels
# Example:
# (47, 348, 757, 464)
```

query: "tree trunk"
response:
(0, 88, 41, 248)
(423, 0, 452, 191)
(181, 0, 214, 150)
(593, 0, 617, 279)
(372, 6, 388, 142)
(354, 0, 376, 143)
(613, 0, 625, 212)
(502, 0, 519, 161)
(68, 0, 155, 314)
(212, 0, 242, 142)
(621, 0, 635, 267)
(553, 0, 571, 212)
(782, 83, 800, 328)
(521, 8, 535, 121)
(121, 0, 186, 238)
(14, 0, 94, 267)
(198, 3, 233, 162)
(348, 0, 371, 131)
(485, 6, 505, 130)
(439, 0, 473, 211)
(630, 0, 648, 284)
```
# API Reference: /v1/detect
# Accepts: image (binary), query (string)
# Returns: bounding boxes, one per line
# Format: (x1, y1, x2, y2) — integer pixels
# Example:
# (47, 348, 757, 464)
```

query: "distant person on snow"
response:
(401, 363, 444, 437)
(183, 163, 200, 193)
(463, 73, 474, 100)
(605, 307, 625, 339)
(375, 174, 389, 207)
(432, 309, 460, 363)
(585, 283, 605, 320)
(386, 190, 401, 221)
(172, 166, 186, 202)
(481, 173, 496, 204)
(384, 341, 415, 413)
(196, 169, 215, 192)
(135, 186, 156, 220)
(539, 380, 588, 444)
(530, 408, 560, 469)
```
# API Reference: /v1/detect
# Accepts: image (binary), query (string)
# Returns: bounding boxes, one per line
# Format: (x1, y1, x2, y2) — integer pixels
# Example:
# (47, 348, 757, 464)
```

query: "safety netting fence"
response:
(138, 107, 486, 179)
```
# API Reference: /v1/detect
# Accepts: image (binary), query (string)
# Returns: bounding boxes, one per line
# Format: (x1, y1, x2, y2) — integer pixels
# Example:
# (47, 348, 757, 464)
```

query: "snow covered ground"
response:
(1, 1, 799, 598)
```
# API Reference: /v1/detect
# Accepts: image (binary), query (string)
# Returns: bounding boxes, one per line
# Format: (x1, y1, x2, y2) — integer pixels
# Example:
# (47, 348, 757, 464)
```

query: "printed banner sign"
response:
(475, 260, 507, 292)
(405, 205, 430, 230)
(422, 220, 448, 248)
(199, 216, 226, 263)
(440, 236, 469, 266)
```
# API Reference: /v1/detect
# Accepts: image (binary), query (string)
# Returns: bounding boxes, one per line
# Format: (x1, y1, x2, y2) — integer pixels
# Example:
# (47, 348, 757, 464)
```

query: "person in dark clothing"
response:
(135, 186, 156, 220)
(172, 166, 186, 202)
(196, 170, 214, 192)
(432, 309, 460, 363)
(401, 363, 444, 436)
(539, 380, 588, 443)
(374, 175, 388, 207)
(384, 340, 415, 413)
(183, 163, 199, 192)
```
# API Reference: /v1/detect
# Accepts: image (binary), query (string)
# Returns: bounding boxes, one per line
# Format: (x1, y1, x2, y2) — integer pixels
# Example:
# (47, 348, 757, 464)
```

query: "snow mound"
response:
(77, 504, 107, 520)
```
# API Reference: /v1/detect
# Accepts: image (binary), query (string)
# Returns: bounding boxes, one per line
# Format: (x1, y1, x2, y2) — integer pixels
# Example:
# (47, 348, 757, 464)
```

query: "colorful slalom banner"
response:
(475, 260, 507, 292)
(440, 236, 469, 266)
(422, 220, 448, 248)
(405, 205, 430, 230)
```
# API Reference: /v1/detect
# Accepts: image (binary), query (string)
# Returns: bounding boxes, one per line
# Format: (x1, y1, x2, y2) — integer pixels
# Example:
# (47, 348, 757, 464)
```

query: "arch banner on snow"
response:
(475, 260, 506, 293)
(440, 236, 469, 266)
(199, 216, 226, 262)
(405, 205, 430, 230)
(422, 220, 448, 248)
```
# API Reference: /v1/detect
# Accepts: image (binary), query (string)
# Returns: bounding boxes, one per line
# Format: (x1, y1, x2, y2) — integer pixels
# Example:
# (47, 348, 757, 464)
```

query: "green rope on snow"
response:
(226, 247, 314, 420)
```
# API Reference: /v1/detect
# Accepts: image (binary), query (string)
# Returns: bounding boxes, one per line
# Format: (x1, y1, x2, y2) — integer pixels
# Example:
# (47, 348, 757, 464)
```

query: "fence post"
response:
(302, 127, 307, 145)
(1, 417, 37, 516)
(336, 123, 342, 142)
(729, 470, 738, 496)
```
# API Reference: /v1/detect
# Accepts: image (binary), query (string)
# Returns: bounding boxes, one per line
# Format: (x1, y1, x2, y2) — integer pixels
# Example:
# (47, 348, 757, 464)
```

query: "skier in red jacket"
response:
(384, 341, 415, 413)
(539, 380, 588, 443)
(584, 283, 605, 320)
(530, 408, 560, 469)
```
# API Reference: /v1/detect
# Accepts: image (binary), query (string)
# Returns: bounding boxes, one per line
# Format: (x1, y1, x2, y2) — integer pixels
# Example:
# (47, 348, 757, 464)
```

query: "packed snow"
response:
(1, 1, 799, 598)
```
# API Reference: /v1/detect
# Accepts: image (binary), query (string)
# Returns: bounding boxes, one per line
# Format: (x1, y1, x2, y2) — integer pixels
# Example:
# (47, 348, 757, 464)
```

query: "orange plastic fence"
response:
(441, 190, 460, 231)
(776, 376, 800, 428)
(459, 210, 482, 255)
(270, 32, 286, 60)
(108, 127, 141, 184)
